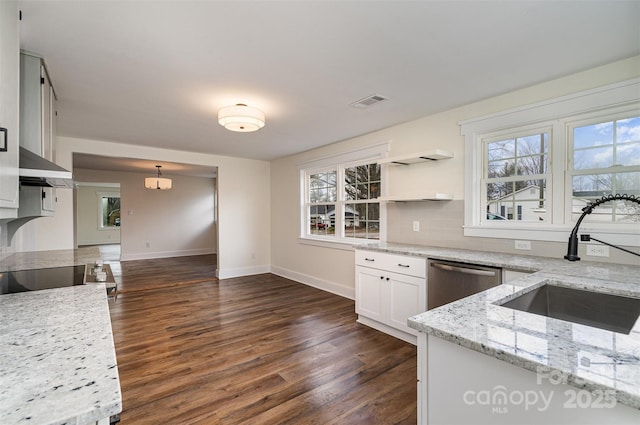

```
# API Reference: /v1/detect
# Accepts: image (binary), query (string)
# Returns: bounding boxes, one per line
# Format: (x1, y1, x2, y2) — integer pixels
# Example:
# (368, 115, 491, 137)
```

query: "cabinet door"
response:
(355, 266, 385, 323)
(387, 272, 425, 335)
(0, 0, 19, 217)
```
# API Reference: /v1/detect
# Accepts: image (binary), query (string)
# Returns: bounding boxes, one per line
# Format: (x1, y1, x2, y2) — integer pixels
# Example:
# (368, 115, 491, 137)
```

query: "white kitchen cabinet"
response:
(0, 0, 20, 219)
(378, 149, 454, 202)
(355, 250, 426, 344)
(418, 333, 639, 425)
(18, 52, 57, 217)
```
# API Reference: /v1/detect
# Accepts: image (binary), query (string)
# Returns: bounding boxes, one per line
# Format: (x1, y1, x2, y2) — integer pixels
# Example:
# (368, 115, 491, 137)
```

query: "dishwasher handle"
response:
(430, 262, 498, 277)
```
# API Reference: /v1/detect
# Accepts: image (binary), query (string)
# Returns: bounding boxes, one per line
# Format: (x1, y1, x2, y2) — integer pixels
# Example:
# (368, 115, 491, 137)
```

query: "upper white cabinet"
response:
(378, 149, 454, 202)
(18, 53, 57, 217)
(0, 1, 20, 219)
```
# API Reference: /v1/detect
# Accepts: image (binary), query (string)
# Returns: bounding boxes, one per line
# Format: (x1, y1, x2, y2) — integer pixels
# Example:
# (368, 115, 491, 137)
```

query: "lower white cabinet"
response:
(355, 250, 426, 344)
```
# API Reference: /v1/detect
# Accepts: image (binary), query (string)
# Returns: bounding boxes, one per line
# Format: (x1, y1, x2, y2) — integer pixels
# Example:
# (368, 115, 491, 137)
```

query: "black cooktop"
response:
(1, 265, 86, 295)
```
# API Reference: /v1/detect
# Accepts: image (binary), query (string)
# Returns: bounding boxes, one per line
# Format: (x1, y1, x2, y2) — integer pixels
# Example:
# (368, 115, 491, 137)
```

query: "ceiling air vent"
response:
(350, 94, 389, 109)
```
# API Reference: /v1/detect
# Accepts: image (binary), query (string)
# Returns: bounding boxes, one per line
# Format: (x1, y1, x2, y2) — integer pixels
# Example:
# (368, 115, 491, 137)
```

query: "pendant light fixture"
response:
(218, 103, 265, 132)
(144, 165, 172, 190)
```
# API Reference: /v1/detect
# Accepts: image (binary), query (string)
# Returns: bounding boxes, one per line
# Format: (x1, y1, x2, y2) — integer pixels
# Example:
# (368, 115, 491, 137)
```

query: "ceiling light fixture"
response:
(218, 104, 265, 132)
(144, 165, 172, 190)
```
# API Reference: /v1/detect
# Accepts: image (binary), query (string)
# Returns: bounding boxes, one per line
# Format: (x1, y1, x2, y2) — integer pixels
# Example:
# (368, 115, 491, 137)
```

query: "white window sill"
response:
(298, 237, 380, 251)
(464, 225, 640, 247)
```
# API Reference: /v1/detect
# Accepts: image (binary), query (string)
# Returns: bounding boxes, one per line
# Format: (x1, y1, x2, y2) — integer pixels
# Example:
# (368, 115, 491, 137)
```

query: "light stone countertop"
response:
(0, 246, 102, 273)
(0, 284, 122, 424)
(357, 242, 640, 410)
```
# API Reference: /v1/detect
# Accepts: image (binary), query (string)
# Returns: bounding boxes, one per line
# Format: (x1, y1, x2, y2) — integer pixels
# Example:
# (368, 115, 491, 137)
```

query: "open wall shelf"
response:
(378, 149, 453, 165)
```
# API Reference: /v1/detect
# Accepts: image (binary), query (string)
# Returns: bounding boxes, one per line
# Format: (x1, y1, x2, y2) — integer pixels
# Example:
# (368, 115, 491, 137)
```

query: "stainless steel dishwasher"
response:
(428, 259, 502, 309)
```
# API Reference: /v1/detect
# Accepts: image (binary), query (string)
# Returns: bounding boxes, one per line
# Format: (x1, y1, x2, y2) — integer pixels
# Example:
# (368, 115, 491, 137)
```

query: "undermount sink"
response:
(499, 284, 640, 334)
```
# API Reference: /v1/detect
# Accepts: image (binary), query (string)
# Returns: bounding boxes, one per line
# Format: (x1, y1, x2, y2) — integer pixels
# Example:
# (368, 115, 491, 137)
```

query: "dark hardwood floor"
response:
(108, 255, 417, 424)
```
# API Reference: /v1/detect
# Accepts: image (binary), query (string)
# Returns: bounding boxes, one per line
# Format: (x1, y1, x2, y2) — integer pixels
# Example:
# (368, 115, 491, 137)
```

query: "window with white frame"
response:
(484, 129, 550, 223)
(300, 143, 388, 243)
(461, 79, 640, 246)
(98, 192, 120, 229)
(568, 115, 640, 224)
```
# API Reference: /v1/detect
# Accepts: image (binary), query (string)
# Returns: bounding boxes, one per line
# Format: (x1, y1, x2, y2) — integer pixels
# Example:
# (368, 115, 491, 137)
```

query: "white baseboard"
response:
(78, 239, 121, 246)
(270, 265, 354, 300)
(120, 248, 216, 261)
(217, 265, 270, 279)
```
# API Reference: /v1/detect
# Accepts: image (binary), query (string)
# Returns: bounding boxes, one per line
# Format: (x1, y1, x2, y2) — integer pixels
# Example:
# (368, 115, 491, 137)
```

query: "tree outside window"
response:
(484, 131, 549, 222)
(304, 162, 382, 241)
(100, 194, 121, 228)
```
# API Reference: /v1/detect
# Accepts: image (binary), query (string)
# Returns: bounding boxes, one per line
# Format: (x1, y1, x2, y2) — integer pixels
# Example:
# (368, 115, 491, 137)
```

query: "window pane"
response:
(573, 117, 640, 169)
(488, 159, 516, 178)
(486, 180, 546, 222)
(309, 171, 337, 202)
(487, 133, 548, 178)
(572, 172, 640, 222)
(345, 203, 380, 240)
(616, 117, 640, 143)
(487, 139, 515, 161)
(344, 163, 380, 200)
(574, 146, 613, 170)
(102, 196, 120, 227)
(574, 121, 613, 150)
(309, 204, 335, 235)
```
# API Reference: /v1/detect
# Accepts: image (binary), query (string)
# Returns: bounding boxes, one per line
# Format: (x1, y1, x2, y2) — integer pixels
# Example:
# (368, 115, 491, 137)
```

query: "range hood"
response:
(18, 147, 75, 189)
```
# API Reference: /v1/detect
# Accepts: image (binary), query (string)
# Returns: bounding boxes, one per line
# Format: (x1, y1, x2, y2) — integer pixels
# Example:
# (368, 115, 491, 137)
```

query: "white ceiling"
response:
(18, 0, 640, 165)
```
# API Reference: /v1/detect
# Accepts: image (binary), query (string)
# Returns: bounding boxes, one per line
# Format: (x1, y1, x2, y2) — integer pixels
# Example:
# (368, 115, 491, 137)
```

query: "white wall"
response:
(74, 169, 216, 260)
(270, 56, 640, 297)
(76, 184, 121, 246)
(10, 136, 271, 278)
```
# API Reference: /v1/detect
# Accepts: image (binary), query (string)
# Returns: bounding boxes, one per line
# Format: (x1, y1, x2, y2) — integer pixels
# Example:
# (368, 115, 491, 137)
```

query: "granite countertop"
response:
(0, 246, 103, 273)
(357, 242, 640, 410)
(0, 284, 122, 424)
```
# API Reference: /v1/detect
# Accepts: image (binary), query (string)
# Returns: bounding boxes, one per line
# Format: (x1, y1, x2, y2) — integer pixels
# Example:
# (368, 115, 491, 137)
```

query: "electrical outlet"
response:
(145, 242, 151, 248)
(514, 240, 531, 250)
(412, 221, 420, 232)
(586, 244, 609, 257)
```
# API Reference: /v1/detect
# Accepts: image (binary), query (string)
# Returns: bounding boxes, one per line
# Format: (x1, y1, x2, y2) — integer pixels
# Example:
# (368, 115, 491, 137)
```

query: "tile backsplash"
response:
(386, 200, 637, 266)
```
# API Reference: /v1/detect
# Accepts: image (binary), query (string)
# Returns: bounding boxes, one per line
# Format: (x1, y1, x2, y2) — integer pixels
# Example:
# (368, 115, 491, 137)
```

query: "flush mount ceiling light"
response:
(144, 165, 172, 190)
(218, 104, 265, 132)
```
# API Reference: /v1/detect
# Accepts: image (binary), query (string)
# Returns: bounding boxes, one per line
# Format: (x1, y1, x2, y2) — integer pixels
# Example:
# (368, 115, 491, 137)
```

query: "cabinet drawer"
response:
(355, 250, 426, 278)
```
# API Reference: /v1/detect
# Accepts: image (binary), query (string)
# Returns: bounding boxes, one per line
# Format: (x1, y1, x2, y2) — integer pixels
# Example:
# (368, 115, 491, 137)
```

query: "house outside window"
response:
(300, 143, 388, 244)
(461, 79, 640, 247)
(484, 130, 550, 223)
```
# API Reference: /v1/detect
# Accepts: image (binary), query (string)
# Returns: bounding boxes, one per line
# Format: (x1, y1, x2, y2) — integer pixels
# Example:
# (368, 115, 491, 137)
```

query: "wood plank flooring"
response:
(108, 256, 417, 424)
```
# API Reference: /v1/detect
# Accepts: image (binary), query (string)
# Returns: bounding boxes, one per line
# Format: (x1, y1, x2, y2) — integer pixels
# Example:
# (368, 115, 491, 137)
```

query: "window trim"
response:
(298, 142, 390, 245)
(461, 78, 640, 247)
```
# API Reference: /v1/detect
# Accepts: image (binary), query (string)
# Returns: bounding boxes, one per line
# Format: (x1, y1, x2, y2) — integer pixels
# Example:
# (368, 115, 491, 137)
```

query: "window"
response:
(300, 143, 388, 244)
(461, 79, 640, 246)
(99, 192, 120, 228)
(568, 115, 640, 224)
(484, 130, 550, 223)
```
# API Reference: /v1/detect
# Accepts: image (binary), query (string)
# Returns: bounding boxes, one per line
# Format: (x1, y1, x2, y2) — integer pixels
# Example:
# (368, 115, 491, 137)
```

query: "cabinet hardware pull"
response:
(0, 127, 7, 152)
(398, 264, 410, 268)
(365, 258, 375, 261)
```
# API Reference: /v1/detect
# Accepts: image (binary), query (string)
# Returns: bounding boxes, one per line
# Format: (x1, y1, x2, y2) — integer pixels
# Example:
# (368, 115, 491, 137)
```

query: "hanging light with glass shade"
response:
(144, 165, 172, 190)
